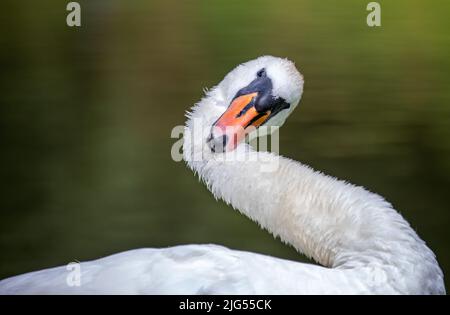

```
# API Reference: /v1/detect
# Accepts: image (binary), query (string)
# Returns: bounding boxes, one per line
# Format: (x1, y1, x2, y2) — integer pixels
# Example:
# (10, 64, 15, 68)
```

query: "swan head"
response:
(207, 55, 304, 152)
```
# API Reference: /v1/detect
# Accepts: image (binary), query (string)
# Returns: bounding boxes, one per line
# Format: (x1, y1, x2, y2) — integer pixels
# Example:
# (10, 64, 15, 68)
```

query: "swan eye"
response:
(256, 69, 266, 78)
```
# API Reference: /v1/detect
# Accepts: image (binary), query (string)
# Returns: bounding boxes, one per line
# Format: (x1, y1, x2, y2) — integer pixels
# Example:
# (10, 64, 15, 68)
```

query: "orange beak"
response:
(208, 92, 271, 152)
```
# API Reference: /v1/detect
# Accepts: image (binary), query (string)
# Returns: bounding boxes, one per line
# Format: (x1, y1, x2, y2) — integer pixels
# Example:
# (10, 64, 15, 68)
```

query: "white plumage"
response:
(0, 56, 445, 294)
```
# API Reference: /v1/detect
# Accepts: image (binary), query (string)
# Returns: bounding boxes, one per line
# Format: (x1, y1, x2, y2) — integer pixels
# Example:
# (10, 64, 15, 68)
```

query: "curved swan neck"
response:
(183, 95, 444, 293)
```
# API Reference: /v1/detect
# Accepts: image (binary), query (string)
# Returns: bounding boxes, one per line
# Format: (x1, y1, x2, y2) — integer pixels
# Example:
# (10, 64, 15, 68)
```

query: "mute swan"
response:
(0, 56, 445, 295)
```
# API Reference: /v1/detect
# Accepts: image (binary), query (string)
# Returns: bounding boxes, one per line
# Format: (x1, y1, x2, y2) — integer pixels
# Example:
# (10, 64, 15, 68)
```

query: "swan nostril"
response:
(207, 134, 228, 153)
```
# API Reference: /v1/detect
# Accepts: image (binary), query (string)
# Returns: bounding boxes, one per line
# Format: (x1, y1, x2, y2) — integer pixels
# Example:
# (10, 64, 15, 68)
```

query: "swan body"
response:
(0, 56, 445, 294)
(0, 245, 370, 294)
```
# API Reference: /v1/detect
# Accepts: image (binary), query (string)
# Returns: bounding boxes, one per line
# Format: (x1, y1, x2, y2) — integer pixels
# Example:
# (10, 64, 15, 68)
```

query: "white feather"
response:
(0, 56, 445, 295)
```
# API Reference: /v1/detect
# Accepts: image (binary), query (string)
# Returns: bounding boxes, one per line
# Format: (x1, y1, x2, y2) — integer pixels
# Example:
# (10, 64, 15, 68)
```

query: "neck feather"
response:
(182, 95, 444, 292)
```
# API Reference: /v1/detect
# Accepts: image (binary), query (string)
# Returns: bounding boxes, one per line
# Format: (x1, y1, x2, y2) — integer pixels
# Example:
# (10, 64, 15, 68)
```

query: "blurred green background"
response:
(1, 0, 449, 290)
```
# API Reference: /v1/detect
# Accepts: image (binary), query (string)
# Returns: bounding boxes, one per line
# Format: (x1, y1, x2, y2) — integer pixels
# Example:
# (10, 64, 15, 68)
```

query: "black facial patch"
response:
(232, 68, 290, 120)
(256, 68, 266, 78)
(263, 98, 290, 125)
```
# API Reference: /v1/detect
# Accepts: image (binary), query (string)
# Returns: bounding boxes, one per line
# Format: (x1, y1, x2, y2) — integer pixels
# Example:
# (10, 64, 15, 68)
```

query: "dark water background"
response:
(1, 0, 449, 290)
